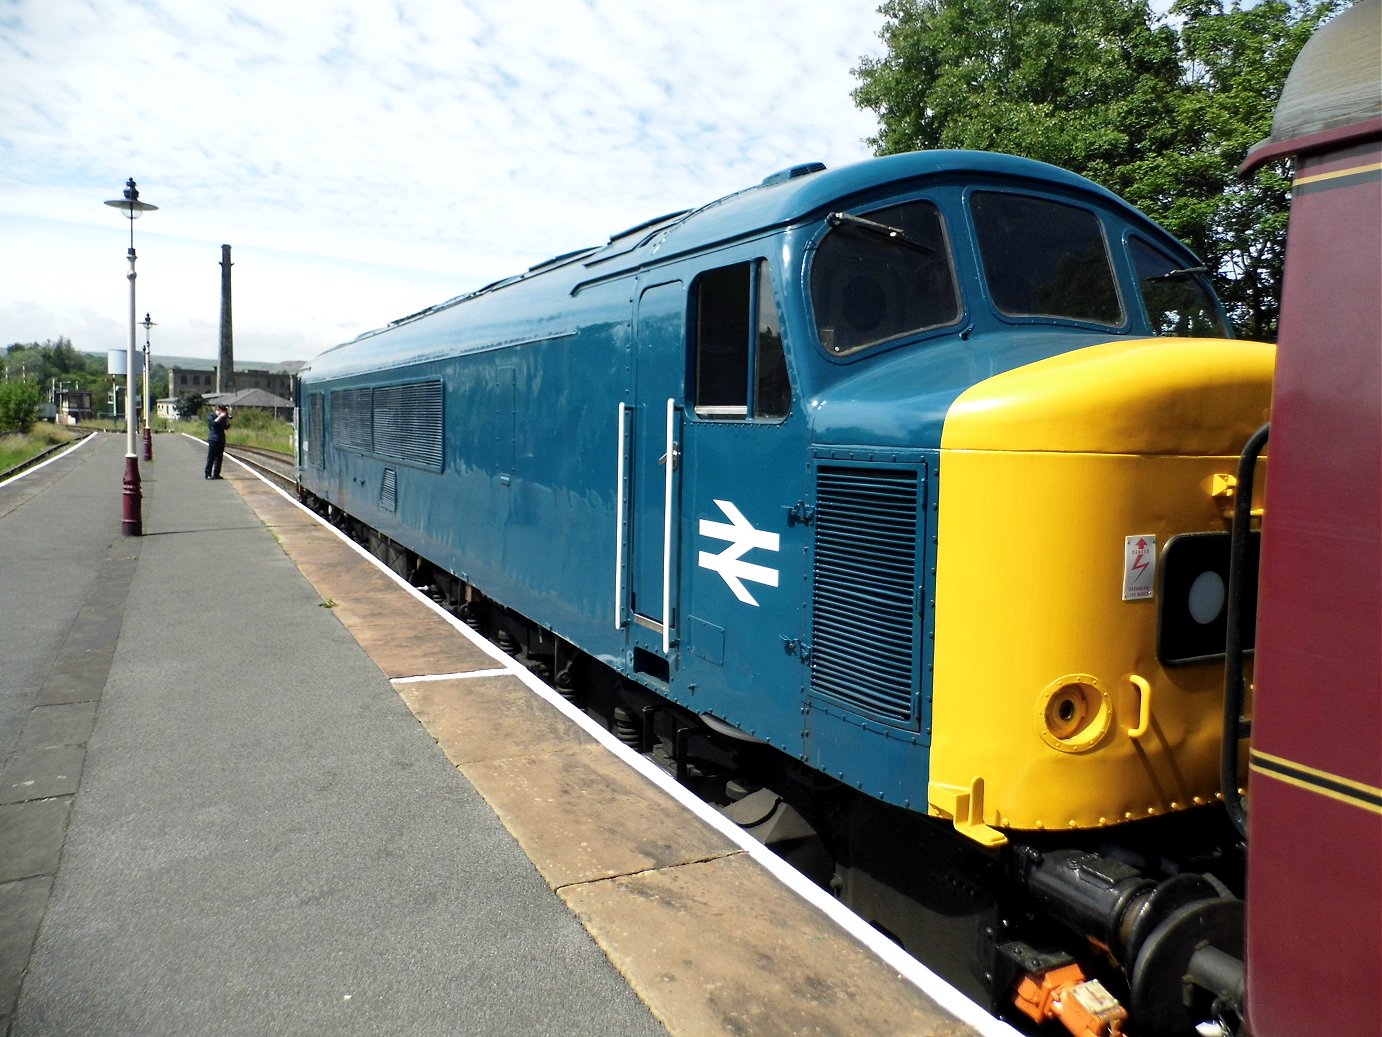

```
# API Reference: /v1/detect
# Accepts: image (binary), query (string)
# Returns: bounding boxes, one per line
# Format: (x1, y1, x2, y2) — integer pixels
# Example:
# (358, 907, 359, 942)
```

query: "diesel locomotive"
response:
(297, 140, 1286, 1030)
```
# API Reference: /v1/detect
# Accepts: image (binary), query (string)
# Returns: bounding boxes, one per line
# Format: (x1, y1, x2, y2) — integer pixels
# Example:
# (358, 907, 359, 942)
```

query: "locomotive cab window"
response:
(1129, 238, 1229, 338)
(810, 200, 959, 357)
(691, 260, 790, 420)
(972, 192, 1122, 326)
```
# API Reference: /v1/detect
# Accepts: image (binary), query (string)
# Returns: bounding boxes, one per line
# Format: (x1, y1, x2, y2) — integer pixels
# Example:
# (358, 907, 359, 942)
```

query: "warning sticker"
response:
(1122, 535, 1157, 601)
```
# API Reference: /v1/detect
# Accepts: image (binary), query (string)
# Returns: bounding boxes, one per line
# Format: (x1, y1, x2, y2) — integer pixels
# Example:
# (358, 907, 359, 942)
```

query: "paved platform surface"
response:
(0, 432, 998, 1037)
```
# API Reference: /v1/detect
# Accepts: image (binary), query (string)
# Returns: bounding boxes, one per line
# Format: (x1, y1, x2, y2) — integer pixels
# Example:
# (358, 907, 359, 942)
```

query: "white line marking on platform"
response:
(0, 431, 99, 487)
(391, 669, 513, 684)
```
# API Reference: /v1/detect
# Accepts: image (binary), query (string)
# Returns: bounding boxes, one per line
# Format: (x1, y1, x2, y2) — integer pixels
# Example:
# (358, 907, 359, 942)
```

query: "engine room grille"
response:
(307, 394, 324, 468)
(372, 380, 444, 470)
(811, 465, 921, 724)
(329, 388, 373, 452)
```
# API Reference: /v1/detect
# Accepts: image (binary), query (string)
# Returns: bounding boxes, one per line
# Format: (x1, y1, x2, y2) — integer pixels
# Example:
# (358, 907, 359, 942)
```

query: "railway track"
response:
(225, 443, 296, 491)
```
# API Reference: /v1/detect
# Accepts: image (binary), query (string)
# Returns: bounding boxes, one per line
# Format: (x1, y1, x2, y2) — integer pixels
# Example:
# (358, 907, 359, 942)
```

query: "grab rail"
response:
(1222, 422, 1268, 837)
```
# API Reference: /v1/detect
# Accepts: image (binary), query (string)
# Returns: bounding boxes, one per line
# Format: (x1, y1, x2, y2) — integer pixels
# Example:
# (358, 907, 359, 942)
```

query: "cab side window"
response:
(1129, 238, 1229, 338)
(692, 260, 790, 421)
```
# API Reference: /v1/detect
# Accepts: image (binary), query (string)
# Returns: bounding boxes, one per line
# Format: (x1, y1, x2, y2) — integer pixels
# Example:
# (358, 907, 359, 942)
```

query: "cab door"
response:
(622, 279, 685, 672)
(677, 258, 807, 746)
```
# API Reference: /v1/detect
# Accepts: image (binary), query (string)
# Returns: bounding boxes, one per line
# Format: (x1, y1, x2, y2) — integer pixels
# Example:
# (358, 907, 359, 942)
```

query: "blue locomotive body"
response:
(297, 149, 1248, 812)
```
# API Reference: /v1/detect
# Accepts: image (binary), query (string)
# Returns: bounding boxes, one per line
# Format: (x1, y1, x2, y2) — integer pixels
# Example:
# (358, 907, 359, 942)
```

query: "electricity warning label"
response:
(1123, 535, 1157, 601)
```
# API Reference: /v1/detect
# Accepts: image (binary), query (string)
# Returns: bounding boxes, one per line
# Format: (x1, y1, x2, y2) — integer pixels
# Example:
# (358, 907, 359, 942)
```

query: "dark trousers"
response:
(205, 439, 225, 478)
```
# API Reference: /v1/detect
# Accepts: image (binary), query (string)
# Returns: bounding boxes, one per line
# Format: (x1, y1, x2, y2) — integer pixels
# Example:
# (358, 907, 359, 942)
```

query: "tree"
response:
(5, 338, 106, 385)
(0, 381, 43, 435)
(854, 1, 1184, 170)
(4, 338, 124, 418)
(852, 0, 1343, 340)
(178, 391, 207, 419)
(1159, 0, 1342, 339)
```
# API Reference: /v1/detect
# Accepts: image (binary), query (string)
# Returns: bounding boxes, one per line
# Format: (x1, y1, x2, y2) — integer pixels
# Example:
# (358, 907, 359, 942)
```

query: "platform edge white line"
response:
(0, 430, 100, 487)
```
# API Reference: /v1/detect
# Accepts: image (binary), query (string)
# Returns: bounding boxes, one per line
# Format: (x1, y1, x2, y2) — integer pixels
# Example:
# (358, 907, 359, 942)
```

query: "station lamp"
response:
(104, 178, 157, 536)
(141, 313, 156, 461)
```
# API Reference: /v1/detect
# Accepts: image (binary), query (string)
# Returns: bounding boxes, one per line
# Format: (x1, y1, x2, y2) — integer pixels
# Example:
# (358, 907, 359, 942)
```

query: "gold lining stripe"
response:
(1294, 161, 1382, 186)
(1253, 749, 1382, 794)
(1250, 749, 1382, 815)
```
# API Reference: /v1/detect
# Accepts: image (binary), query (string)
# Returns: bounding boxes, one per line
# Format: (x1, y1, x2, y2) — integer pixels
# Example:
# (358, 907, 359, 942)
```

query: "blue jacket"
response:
(207, 411, 229, 444)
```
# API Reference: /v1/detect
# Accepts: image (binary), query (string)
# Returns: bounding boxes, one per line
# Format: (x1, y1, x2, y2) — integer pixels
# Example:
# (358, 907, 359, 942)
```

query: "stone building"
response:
(168, 362, 297, 405)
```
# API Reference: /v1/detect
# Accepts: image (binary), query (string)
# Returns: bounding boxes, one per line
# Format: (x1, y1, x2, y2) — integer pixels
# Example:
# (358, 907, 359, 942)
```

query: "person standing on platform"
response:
(205, 404, 231, 479)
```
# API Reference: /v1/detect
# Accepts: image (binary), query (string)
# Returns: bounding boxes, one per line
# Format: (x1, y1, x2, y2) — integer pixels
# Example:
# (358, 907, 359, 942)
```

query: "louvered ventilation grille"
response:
(372, 381, 443, 469)
(329, 388, 373, 451)
(379, 468, 397, 512)
(811, 466, 919, 722)
(307, 394, 324, 468)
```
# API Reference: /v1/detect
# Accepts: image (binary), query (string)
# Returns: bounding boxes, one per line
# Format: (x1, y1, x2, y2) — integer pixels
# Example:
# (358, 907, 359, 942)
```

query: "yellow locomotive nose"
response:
(927, 338, 1274, 844)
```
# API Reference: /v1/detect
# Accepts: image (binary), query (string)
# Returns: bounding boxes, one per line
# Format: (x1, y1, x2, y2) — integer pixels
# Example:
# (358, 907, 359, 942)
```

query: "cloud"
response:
(0, 0, 886, 359)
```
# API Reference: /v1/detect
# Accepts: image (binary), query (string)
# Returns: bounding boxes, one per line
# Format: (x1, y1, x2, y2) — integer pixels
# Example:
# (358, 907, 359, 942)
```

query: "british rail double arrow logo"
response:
(698, 499, 781, 606)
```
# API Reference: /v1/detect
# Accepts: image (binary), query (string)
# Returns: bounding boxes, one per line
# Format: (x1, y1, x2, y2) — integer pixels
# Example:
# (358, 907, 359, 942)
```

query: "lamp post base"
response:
(142, 426, 153, 461)
(122, 454, 142, 536)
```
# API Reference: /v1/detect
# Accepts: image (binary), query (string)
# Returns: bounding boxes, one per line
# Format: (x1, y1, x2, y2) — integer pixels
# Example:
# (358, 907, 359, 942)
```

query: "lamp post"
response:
(141, 313, 156, 460)
(104, 178, 157, 536)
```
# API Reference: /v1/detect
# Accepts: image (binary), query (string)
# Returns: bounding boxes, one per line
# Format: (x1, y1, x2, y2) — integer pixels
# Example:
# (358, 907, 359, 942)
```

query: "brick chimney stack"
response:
(217, 244, 234, 394)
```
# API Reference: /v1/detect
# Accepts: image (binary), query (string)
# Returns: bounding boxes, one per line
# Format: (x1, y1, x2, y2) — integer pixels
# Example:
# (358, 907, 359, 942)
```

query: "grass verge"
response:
(0, 426, 81, 474)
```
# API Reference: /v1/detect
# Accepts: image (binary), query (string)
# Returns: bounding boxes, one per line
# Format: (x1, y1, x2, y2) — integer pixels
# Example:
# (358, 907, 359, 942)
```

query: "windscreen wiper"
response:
(1148, 265, 1209, 282)
(827, 211, 934, 253)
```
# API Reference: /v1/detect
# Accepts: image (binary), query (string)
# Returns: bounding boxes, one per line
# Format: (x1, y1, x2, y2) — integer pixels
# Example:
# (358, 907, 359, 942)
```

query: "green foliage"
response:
(0, 426, 77, 474)
(4, 337, 122, 412)
(852, 0, 1344, 341)
(0, 380, 43, 435)
(5, 337, 98, 384)
(173, 409, 294, 454)
(855, 1, 1183, 168)
(1159, 0, 1341, 339)
(178, 391, 207, 418)
(226, 409, 294, 453)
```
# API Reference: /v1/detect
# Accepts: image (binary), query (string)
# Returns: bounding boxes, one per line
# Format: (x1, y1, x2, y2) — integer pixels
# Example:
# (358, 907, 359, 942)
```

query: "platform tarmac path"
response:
(1, 432, 1008, 1037)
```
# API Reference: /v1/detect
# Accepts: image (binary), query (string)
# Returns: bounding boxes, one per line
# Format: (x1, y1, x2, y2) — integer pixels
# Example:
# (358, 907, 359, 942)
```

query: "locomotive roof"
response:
(625, 149, 1141, 273)
(1242, 0, 1381, 170)
(311, 149, 1150, 364)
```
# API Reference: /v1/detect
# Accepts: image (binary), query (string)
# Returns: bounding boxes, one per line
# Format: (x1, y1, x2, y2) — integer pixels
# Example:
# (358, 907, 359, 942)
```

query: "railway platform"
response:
(1, 432, 1009, 1037)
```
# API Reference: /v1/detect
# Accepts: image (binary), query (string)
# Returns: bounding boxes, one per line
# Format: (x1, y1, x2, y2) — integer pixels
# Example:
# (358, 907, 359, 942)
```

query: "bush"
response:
(178, 391, 205, 418)
(0, 426, 76, 473)
(0, 381, 43, 435)
(226, 409, 293, 452)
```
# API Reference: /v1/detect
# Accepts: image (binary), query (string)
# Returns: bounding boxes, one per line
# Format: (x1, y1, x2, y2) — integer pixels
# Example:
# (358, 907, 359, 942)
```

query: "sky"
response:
(0, 0, 891, 366)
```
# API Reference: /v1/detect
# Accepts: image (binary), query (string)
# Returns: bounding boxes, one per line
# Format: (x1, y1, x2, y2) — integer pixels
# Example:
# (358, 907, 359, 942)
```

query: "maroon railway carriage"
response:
(1238, 2, 1381, 1034)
